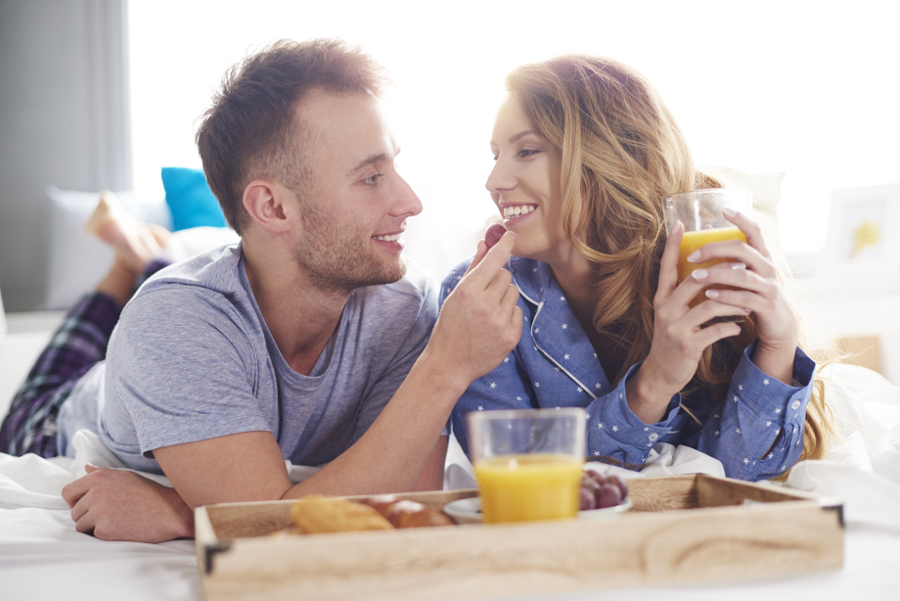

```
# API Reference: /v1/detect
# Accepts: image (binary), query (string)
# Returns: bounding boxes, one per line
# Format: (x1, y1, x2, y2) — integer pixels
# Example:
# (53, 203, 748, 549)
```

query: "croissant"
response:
(358, 495, 454, 528)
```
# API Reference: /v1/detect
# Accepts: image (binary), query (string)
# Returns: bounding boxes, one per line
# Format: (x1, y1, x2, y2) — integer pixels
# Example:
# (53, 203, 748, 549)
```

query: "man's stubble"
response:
(293, 192, 407, 295)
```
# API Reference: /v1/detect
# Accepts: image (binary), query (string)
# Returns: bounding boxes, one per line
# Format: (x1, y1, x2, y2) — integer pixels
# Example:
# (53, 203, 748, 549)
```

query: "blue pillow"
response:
(161, 167, 227, 231)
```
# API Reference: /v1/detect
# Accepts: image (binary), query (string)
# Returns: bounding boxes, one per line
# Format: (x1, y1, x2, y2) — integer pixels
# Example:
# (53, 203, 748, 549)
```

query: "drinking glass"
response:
(467, 408, 586, 524)
(663, 189, 752, 312)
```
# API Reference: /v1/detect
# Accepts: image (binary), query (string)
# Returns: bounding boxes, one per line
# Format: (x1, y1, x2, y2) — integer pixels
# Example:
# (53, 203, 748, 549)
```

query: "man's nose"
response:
(392, 175, 423, 218)
(485, 160, 515, 194)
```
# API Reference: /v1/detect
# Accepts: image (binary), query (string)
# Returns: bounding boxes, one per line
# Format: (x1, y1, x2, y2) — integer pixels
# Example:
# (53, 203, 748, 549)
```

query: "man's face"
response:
(288, 90, 422, 293)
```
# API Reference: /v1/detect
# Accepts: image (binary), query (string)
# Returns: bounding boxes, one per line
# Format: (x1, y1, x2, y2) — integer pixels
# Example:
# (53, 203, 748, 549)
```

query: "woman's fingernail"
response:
(686, 251, 701, 263)
(723, 207, 738, 218)
(731, 262, 746, 270)
(706, 289, 719, 299)
(692, 269, 708, 280)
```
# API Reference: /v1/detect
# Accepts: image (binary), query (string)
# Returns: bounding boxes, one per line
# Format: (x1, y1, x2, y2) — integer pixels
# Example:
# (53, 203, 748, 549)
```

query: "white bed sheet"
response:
(1, 363, 899, 601)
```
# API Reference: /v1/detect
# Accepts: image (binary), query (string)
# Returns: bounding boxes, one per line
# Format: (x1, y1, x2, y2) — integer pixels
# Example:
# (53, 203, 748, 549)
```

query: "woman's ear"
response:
(242, 180, 293, 234)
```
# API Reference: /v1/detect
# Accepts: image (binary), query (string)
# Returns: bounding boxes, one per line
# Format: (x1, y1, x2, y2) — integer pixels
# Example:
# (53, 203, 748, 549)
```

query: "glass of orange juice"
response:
(663, 189, 752, 315)
(468, 408, 586, 524)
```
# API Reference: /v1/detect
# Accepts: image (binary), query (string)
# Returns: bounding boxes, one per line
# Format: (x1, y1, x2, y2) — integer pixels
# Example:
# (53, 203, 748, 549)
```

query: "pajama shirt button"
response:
(790, 399, 801, 410)
(648, 432, 659, 442)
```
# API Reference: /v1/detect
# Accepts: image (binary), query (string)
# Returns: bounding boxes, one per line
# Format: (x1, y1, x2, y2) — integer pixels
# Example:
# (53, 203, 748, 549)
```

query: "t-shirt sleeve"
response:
(103, 286, 272, 459)
(350, 272, 440, 442)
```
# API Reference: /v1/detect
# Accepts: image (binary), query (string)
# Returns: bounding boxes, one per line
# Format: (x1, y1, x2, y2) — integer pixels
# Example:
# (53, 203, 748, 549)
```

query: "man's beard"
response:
(293, 197, 407, 295)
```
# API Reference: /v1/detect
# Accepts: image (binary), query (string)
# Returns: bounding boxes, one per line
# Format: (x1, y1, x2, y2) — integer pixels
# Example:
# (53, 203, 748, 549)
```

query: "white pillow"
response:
(44, 187, 171, 310)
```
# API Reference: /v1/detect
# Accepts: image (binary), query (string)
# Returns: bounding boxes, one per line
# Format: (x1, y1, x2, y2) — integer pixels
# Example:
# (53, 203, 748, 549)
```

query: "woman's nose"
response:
(485, 159, 516, 194)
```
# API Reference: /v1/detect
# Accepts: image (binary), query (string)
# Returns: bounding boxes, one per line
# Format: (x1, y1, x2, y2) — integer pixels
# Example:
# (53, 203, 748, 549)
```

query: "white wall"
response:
(0, 0, 130, 311)
(128, 0, 900, 282)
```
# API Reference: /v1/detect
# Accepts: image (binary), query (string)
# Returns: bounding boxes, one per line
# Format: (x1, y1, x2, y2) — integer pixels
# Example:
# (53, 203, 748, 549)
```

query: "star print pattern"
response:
(439, 255, 817, 483)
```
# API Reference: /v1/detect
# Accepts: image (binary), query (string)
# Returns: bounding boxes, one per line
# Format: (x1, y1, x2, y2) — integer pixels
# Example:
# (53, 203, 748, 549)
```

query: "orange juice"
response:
(677, 226, 747, 307)
(474, 453, 583, 523)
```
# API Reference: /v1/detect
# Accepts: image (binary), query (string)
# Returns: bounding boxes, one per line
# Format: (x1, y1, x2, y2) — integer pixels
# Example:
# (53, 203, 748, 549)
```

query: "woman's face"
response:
(486, 99, 568, 263)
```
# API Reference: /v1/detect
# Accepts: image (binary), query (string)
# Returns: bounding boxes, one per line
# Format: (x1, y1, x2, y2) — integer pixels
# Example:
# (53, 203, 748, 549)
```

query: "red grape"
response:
(579, 486, 596, 511)
(580, 469, 628, 510)
(484, 223, 507, 249)
(608, 474, 628, 500)
(596, 484, 623, 509)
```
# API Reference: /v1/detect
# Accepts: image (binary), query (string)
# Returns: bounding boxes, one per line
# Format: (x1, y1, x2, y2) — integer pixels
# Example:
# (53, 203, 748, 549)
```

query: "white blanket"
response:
(2, 362, 900, 601)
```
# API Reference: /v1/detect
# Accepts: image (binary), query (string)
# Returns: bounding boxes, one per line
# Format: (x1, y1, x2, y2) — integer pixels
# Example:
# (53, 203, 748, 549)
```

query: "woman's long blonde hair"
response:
(506, 55, 832, 466)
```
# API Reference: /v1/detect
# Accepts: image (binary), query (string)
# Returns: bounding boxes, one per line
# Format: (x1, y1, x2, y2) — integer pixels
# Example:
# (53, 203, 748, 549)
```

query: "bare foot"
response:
(86, 191, 169, 273)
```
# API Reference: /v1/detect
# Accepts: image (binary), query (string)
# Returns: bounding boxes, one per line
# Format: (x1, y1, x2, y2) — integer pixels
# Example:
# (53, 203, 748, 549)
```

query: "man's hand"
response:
(61, 464, 194, 543)
(426, 230, 523, 389)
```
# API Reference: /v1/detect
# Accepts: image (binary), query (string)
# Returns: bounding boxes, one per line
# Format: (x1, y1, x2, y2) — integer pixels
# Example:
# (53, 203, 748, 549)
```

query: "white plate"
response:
(443, 496, 632, 525)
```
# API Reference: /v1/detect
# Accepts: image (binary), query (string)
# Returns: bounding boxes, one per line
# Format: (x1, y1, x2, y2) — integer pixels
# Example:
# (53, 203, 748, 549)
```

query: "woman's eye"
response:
(518, 149, 540, 158)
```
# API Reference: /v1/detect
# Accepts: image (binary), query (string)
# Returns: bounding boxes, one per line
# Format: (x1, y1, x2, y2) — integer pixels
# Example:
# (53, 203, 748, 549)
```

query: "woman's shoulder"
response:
(439, 255, 475, 295)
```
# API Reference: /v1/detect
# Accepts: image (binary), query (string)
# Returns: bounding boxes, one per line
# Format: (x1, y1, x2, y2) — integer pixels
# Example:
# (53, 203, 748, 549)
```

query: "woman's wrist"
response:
(751, 339, 796, 386)
(624, 363, 676, 424)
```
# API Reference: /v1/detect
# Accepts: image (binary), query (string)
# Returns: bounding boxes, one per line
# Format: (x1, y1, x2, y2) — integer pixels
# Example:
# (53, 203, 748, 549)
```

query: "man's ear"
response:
(242, 180, 293, 234)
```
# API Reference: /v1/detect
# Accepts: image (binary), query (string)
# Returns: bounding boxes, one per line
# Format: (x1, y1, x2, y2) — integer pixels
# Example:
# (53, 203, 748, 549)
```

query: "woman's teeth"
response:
(503, 205, 536, 220)
(373, 233, 401, 242)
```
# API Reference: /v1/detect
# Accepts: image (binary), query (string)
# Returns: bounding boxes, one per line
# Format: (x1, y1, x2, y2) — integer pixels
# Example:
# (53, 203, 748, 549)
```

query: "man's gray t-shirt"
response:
(57, 243, 438, 474)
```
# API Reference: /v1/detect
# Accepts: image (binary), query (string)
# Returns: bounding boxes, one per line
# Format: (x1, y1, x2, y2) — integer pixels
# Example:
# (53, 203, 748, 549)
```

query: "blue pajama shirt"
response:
(440, 256, 816, 482)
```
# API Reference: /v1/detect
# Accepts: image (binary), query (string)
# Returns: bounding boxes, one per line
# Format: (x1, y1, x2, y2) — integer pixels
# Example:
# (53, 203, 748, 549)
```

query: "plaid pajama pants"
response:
(0, 258, 170, 457)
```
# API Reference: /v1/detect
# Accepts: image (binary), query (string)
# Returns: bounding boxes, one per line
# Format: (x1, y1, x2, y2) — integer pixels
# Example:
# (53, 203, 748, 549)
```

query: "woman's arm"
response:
(697, 343, 816, 480)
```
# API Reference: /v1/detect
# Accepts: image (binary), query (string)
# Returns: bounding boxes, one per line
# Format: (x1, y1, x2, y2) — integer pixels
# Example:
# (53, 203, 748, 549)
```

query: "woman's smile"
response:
(501, 203, 537, 223)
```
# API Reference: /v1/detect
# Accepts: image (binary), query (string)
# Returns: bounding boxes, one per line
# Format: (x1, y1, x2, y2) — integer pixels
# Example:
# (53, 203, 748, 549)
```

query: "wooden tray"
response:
(195, 474, 843, 600)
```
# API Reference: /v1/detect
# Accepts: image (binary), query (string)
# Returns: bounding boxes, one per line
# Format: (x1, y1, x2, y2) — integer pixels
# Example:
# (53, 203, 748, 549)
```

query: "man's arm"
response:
(156, 235, 520, 506)
(413, 434, 449, 492)
(62, 464, 194, 542)
(64, 233, 519, 538)
(62, 433, 449, 542)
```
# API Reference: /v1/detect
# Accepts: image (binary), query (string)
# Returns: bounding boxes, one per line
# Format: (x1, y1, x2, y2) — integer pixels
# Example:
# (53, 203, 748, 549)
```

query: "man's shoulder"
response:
(142, 244, 242, 293)
(121, 243, 250, 328)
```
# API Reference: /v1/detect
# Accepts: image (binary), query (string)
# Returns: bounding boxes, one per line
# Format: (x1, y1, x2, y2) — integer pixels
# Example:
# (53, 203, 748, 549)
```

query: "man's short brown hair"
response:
(196, 39, 388, 234)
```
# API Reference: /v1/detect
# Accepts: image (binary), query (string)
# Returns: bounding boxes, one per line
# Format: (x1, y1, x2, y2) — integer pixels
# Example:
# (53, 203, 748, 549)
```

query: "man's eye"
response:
(362, 174, 384, 185)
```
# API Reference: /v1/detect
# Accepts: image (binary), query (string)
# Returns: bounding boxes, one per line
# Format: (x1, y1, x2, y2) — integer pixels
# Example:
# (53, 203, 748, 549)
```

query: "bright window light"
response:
(129, 0, 900, 279)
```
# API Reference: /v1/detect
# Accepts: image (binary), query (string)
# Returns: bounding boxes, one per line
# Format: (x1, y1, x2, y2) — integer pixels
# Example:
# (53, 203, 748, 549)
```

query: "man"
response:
(44, 39, 521, 542)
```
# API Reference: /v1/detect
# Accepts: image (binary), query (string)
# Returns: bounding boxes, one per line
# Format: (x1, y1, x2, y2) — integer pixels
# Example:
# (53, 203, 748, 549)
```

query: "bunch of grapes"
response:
(579, 470, 628, 511)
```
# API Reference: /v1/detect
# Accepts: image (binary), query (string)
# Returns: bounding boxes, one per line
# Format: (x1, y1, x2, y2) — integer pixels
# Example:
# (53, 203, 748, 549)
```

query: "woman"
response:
(441, 56, 831, 481)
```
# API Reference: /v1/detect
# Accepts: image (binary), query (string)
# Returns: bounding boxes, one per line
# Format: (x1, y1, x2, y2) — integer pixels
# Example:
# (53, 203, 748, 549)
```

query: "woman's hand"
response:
(625, 220, 749, 423)
(688, 208, 799, 384)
